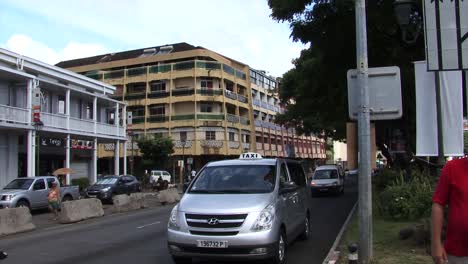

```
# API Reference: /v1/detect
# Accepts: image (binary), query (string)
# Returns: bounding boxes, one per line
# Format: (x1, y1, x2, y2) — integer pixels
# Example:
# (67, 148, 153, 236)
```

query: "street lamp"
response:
(34, 121, 44, 176)
(393, 0, 422, 45)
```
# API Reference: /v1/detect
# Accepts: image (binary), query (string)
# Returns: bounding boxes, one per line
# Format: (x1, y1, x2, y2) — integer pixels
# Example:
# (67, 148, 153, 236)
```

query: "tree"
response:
(268, 0, 425, 163)
(136, 136, 174, 170)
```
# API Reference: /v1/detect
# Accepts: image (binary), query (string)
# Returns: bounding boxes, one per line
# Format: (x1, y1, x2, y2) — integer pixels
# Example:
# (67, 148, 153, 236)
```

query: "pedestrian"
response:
(191, 170, 196, 181)
(48, 182, 60, 220)
(432, 157, 468, 264)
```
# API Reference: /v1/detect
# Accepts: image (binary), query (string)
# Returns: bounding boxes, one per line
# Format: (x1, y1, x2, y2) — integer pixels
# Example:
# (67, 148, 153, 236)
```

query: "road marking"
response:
(137, 221, 161, 229)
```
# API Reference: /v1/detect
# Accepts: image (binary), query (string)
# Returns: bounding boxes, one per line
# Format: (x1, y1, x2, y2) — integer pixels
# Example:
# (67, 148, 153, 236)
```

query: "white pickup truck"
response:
(0, 176, 80, 211)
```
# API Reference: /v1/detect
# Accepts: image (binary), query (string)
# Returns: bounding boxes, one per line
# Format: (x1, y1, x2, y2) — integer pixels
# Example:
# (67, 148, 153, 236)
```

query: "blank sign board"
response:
(347, 66, 402, 120)
(423, 0, 468, 71)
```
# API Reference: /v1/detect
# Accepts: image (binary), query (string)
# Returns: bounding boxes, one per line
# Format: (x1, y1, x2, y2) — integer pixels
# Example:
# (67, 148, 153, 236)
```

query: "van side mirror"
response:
(279, 181, 298, 194)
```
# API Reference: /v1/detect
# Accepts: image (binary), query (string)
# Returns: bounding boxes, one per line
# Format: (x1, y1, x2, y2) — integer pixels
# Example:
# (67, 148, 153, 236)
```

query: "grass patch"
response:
(337, 213, 432, 264)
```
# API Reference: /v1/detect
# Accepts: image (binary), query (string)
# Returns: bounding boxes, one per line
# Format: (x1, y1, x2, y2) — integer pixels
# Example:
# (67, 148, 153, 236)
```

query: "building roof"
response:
(55, 42, 204, 69)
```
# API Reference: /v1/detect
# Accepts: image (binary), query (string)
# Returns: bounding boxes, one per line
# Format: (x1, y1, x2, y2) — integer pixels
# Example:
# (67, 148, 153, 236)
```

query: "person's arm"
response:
(432, 203, 447, 264)
(431, 163, 451, 264)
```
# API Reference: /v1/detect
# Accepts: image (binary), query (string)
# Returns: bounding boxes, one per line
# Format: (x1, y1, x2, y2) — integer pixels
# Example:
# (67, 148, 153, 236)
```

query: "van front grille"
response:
(185, 213, 247, 229)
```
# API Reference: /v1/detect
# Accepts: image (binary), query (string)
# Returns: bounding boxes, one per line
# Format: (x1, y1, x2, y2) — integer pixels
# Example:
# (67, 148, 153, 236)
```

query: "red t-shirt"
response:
(432, 158, 468, 257)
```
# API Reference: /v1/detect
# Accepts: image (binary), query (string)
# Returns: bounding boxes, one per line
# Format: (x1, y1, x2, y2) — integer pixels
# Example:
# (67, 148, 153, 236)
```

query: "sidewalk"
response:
(31, 190, 166, 230)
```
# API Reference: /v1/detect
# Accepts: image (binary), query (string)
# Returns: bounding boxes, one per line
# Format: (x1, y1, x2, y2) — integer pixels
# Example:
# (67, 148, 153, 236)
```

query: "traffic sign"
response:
(423, 0, 468, 70)
(347, 66, 402, 120)
(187, 157, 193, 164)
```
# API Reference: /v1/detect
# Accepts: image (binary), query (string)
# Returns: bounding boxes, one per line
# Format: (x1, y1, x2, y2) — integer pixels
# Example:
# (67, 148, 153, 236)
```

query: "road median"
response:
(0, 207, 35, 236)
(59, 198, 104, 224)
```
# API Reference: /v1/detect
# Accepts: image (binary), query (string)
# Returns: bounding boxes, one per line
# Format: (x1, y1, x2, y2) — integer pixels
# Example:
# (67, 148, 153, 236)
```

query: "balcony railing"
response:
(149, 64, 172, 74)
(148, 91, 170, 98)
(196, 61, 221, 70)
(253, 99, 261, 106)
(256, 142, 263, 150)
(239, 117, 249, 125)
(172, 88, 194, 96)
(70, 117, 94, 132)
(96, 123, 119, 136)
(127, 67, 147, 77)
(104, 69, 124, 79)
(226, 114, 239, 123)
(0, 105, 29, 125)
(132, 116, 145, 124)
(174, 61, 195, 71)
(225, 90, 238, 100)
(200, 140, 223, 148)
(228, 141, 240, 149)
(147, 115, 169, 123)
(254, 120, 262, 127)
(196, 114, 224, 120)
(125, 93, 146, 100)
(174, 140, 193, 148)
(172, 114, 195, 121)
(261, 102, 268, 108)
(197, 89, 222, 96)
(242, 143, 250, 150)
(237, 95, 248, 103)
(41, 112, 67, 129)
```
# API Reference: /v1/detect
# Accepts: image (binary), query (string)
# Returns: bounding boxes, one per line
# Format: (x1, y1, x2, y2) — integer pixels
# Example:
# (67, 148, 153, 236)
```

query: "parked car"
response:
(0, 176, 80, 211)
(310, 165, 345, 196)
(85, 175, 141, 202)
(167, 153, 312, 264)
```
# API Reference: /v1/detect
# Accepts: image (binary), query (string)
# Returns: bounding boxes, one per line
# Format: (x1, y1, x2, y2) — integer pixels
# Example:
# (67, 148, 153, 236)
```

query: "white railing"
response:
(242, 143, 250, 150)
(96, 122, 118, 136)
(228, 141, 240, 149)
(256, 142, 263, 150)
(69, 117, 95, 133)
(41, 112, 67, 129)
(0, 105, 29, 125)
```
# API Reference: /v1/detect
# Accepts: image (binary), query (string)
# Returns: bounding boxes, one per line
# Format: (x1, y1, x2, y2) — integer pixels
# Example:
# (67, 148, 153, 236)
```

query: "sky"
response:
(0, 0, 306, 77)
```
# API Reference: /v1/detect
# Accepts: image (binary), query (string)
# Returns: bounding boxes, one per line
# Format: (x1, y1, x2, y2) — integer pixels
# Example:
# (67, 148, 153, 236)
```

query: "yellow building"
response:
(57, 43, 325, 173)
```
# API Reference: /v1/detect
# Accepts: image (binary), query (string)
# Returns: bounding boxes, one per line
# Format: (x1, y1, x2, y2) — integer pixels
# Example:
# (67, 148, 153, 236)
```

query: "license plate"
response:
(197, 240, 228, 248)
(319, 188, 328, 191)
(88, 194, 97, 198)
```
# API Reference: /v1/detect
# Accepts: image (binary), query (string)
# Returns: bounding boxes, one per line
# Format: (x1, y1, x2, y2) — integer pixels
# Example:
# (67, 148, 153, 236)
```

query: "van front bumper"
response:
(167, 229, 277, 260)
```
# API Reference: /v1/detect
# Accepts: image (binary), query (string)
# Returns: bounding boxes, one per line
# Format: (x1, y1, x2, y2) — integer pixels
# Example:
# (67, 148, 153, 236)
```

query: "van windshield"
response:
(189, 165, 276, 194)
(313, 169, 338, 180)
(3, 179, 34, 190)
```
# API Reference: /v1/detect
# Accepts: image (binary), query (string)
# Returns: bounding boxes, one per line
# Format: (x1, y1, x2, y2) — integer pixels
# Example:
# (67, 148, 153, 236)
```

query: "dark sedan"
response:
(85, 175, 141, 202)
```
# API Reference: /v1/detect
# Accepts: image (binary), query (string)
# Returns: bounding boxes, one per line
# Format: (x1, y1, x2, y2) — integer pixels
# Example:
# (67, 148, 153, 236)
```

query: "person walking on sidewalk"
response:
(432, 157, 468, 264)
(48, 182, 61, 220)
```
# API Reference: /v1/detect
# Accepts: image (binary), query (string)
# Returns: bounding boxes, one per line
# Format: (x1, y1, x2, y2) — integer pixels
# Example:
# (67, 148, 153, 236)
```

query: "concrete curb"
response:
(322, 202, 357, 264)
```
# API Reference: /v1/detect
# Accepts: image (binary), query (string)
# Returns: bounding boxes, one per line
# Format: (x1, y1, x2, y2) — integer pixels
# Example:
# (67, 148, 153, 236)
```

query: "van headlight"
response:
(168, 205, 180, 230)
(4, 194, 15, 201)
(101, 187, 111, 192)
(251, 204, 275, 232)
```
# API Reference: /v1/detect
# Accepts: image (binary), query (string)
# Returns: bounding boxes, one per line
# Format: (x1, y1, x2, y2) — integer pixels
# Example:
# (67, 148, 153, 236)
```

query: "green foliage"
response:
(378, 170, 434, 221)
(374, 168, 401, 191)
(71, 178, 90, 192)
(136, 135, 174, 170)
(268, 0, 425, 144)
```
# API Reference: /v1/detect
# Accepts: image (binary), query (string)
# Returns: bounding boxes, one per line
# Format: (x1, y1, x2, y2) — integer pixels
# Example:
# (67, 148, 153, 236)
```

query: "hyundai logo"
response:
(207, 218, 220, 225)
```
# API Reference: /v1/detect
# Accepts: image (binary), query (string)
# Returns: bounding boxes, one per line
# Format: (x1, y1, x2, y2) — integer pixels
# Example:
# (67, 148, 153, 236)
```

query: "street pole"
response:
(434, 72, 445, 170)
(131, 134, 135, 175)
(355, 0, 372, 263)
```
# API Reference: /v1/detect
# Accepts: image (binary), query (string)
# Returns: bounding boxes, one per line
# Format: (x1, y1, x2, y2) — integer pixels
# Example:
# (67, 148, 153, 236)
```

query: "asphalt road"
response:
(0, 178, 357, 264)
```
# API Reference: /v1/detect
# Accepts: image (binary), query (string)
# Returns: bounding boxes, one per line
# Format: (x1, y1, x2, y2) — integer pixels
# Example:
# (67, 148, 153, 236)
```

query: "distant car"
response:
(85, 175, 141, 202)
(310, 165, 345, 196)
(150, 170, 172, 183)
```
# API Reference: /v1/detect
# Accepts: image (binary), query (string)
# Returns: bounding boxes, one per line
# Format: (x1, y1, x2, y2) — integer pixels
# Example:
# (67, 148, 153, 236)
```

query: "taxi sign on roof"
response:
(239, 152, 263, 159)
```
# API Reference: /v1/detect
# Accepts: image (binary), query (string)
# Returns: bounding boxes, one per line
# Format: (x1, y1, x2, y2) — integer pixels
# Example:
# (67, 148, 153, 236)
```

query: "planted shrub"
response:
(71, 178, 90, 192)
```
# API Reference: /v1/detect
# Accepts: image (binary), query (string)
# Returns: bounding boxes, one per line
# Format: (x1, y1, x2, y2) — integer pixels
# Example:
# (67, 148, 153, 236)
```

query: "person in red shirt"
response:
(432, 158, 468, 264)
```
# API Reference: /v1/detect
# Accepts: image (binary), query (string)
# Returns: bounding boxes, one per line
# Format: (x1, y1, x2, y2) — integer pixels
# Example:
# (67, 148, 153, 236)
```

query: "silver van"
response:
(310, 165, 345, 196)
(167, 153, 312, 264)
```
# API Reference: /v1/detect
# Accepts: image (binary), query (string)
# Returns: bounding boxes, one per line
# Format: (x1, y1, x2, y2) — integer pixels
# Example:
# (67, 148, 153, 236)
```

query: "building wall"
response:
(0, 134, 19, 188)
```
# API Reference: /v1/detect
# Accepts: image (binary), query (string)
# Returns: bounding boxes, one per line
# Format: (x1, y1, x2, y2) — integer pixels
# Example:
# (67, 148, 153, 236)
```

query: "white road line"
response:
(136, 221, 161, 229)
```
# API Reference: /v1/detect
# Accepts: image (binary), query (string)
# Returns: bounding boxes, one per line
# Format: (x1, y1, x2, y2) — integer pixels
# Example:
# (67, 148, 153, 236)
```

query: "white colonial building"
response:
(0, 48, 127, 188)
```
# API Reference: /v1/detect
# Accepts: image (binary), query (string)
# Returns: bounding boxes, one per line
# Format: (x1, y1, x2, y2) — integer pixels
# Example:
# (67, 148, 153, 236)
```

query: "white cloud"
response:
(2, 0, 306, 76)
(4, 34, 108, 65)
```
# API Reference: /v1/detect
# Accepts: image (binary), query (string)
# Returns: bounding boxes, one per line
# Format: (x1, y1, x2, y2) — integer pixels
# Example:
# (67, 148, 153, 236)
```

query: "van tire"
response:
(270, 229, 287, 264)
(62, 195, 73, 202)
(299, 214, 310, 240)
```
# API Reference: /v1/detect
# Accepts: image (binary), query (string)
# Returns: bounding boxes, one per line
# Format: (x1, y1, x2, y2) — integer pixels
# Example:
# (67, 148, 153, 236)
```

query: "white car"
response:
(310, 165, 345, 196)
(150, 170, 172, 183)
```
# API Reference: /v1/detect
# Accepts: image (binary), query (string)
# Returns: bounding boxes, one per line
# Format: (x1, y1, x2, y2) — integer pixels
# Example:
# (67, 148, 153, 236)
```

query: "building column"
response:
(114, 103, 119, 134)
(123, 140, 127, 175)
(66, 89, 70, 129)
(114, 140, 120, 175)
(65, 134, 71, 185)
(27, 130, 35, 176)
(93, 97, 97, 134)
(92, 138, 97, 184)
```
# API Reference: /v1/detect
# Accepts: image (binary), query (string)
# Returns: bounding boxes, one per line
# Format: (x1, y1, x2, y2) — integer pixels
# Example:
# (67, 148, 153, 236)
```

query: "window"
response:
(200, 77, 213, 89)
(47, 178, 56, 188)
(33, 179, 46, 190)
(279, 163, 288, 186)
(180, 131, 187, 141)
(127, 83, 146, 93)
(256, 136, 263, 143)
(205, 131, 216, 140)
(229, 132, 235, 142)
(200, 103, 213, 113)
(287, 162, 306, 187)
(86, 103, 93, 119)
(243, 134, 250, 143)
(130, 107, 145, 117)
(149, 105, 165, 116)
(150, 81, 166, 92)
(58, 96, 66, 114)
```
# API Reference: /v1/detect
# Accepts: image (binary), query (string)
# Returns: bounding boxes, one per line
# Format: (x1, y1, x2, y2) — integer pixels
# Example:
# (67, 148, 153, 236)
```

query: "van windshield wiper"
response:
(190, 189, 266, 194)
